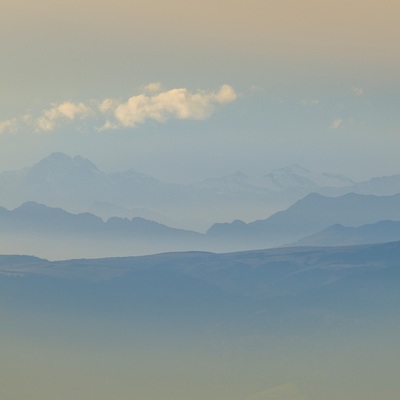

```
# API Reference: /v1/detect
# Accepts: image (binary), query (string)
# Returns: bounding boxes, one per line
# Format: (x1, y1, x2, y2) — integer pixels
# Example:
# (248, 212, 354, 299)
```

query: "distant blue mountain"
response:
(0, 202, 206, 259)
(2, 188, 400, 259)
(207, 192, 400, 249)
(0, 152, 370, 231)
(295, 219, 400, 247)
(0, 201, 202, 238)
(348, 173, 400, 196)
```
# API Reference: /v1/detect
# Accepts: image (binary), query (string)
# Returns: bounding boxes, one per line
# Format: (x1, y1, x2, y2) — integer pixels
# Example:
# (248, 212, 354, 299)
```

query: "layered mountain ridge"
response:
(0, 152, 365, 230)
(1, 189, 400, 259)
(1, 152, 400, 258)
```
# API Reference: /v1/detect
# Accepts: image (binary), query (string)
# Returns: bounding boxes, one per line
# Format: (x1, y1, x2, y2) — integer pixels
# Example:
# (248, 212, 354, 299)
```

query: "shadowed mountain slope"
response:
(207, 192, 400, 249)
(295, 219, 400, 247)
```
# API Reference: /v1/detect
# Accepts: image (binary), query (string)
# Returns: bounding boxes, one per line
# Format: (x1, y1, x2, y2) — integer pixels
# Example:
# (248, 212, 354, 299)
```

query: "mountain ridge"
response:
(295, 219, 400, 247)
(207, 191, 400, 249)
(0, 152, 363, 230)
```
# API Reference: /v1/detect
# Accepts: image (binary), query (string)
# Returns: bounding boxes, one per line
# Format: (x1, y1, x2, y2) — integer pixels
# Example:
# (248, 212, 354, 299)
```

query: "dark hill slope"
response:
(207, 192, 400, 248)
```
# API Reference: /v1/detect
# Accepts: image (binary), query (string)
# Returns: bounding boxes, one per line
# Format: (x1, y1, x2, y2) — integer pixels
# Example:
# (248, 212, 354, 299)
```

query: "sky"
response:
(1, 0, 399, 182)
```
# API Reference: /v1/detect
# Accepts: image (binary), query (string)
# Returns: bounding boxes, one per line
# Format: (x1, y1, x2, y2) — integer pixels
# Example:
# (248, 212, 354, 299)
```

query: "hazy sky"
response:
(1, 0, 399, 182)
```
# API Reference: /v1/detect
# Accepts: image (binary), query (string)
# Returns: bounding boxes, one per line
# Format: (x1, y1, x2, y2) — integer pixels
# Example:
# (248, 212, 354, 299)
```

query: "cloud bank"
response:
(0, 119, 18, 134)
(37, 102, 92, 132)
(0, 84, 237, 134)
(100, 84, 236, 130)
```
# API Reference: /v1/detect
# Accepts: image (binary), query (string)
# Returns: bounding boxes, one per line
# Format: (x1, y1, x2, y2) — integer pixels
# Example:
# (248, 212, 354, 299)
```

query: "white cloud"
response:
(98, 98, 119, 114)
(143, 82, 162, 93)
(100, 84, 237, 129)
(0, 118, 18, 134)
(1, 84, 237, 134)
(329, 118, 343, 129)
(36, 102, 92, 132)
(352, 87, 364, 96)
(214, 84, 237, 103)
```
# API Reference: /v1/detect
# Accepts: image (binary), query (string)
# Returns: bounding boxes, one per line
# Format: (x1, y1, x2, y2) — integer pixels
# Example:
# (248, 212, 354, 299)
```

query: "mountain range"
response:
(3, 152, 397, 231)
(207, 191, 400, 250)
(2, 155, 400, 398)
(1, 152, 400, 258)
(1, 188, 400, 259)
(0, 201, 205, 259)
(295, 219, 400, 247)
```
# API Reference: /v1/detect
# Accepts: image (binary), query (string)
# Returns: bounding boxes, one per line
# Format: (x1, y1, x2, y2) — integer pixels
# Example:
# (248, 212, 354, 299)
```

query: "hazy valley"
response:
(2, 242, 400, 399)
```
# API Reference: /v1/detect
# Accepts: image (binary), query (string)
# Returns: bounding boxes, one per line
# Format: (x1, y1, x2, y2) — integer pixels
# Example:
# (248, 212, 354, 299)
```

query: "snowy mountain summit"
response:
(261, 164, 354, 191)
